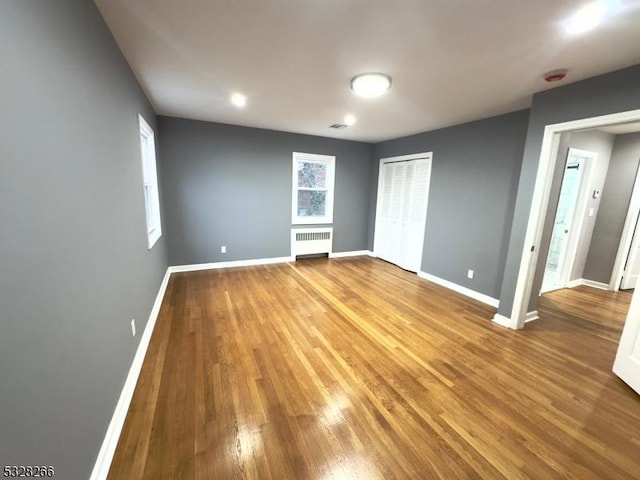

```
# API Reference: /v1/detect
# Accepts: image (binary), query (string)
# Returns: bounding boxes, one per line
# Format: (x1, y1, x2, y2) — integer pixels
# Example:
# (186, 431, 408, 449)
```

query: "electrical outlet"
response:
(131, 319, 136, 337)
(467, 269, 474, 279)
(221, 245, 227, 254)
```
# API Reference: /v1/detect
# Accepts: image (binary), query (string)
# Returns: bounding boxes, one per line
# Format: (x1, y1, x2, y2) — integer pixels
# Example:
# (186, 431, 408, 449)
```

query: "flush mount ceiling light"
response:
(564, 1, 608, 34)
(343, 114, 357, 126)
(350, 73, 392, 98)
(230, 92, 247, 108)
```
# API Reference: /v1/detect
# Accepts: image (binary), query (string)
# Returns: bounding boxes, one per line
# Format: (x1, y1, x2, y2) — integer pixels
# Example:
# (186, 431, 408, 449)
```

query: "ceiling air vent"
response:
(329, 124, 347, 129)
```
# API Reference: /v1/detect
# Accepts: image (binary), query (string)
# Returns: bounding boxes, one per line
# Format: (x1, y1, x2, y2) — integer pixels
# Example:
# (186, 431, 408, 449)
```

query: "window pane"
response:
(144, 184, 153, 228)
(297, 190, 326, 217)
(297, 161, 327, 188)
(139, 114, 162, 249)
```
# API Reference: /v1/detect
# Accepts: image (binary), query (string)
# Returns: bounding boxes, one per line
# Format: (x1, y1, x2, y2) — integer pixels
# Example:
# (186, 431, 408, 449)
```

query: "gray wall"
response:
(584, 132, 640, 283)
(373, 110, 530, 300)
(528, 130, 614, 310)
(158, 117, 373, 265)
(498, 64, 640, 317)
(568, 131, 615, 282)
(0, 1, 168, 478)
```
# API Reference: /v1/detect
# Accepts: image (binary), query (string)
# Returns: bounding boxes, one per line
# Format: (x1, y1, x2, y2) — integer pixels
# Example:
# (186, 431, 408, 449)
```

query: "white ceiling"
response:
(94, 0, 640, 143)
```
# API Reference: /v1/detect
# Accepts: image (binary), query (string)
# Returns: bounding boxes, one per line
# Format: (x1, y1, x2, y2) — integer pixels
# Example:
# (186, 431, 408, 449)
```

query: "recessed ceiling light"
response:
(350, 73, 392, 98)
(565, 1, 608, 34)
(230, 92, 247, 108)
(344, 114, 357, 126)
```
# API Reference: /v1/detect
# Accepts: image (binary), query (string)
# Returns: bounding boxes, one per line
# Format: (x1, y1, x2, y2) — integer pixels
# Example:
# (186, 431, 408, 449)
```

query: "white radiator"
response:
(291, 228, 333, 257)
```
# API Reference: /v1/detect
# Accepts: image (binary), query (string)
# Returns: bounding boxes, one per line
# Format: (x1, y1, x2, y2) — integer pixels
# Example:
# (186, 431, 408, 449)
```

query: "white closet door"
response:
(400, 159, 431, 272)
(388, 162, 407, 266)
(373, 162, 395, 262)
(373, 153, 432, 273)
(374, 161, 406, 265)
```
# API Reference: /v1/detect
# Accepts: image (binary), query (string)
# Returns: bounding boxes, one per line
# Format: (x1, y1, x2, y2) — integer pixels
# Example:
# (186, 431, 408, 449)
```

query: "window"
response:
(292, 152, 335, 224)
(138, 114, 162, 249)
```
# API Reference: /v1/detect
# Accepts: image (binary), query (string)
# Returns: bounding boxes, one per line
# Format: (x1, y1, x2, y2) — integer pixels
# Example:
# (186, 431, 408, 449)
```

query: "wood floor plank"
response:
(108, 257, 640, 479)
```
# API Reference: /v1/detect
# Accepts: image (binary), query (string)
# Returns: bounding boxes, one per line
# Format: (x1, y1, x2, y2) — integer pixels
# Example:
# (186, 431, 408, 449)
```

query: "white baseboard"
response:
(169, 255, 294, 273)
(418, 271, 500, 308)
(567, 278, 610, 291)
(525, 310, 539, 323)
(491, 310, 538, 329)
(580, 279, 610, 290)
(491, 313, 516, 329)
(329, 250, 371, 258)
(90, 267, 171, 480)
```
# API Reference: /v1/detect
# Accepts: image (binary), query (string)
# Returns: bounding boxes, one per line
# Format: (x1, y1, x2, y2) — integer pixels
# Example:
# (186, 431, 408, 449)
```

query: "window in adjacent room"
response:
(292, 152, 336, 224)
(138, 114, 162, 249)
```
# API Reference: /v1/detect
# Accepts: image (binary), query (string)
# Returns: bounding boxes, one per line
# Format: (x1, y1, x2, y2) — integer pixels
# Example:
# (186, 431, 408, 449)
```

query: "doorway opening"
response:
(534, 129, 640, 304)
(507, 109, 640, 330)
(507, 109, 640, 395)
(541, 149, 593, 294)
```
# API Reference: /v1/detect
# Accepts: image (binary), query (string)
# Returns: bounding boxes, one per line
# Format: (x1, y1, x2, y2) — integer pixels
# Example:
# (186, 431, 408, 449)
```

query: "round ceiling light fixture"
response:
(350, 73, 392, 98)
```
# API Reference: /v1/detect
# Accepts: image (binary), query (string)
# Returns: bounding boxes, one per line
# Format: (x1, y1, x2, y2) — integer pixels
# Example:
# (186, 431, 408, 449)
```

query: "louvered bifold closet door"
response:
(400, 159, 431, 272)
(388, 162, 408, 266)
(373, 162, 392, 262)
(374, 155, 432, 273)
(374, 161, 403, 265)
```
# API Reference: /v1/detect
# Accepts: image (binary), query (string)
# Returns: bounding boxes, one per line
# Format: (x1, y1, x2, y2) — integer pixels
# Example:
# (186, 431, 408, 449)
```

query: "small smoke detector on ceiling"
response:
(544, 69, 568, 83)
(330, 124, 348, 129)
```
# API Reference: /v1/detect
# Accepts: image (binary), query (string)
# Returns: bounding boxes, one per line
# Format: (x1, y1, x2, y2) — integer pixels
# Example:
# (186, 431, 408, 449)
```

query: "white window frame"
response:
(138, 114, 162, 249)
(292, 152, 336, 225)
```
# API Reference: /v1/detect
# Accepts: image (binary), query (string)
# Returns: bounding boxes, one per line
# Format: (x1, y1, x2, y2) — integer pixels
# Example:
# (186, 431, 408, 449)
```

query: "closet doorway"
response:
(373, 152, 432, 273)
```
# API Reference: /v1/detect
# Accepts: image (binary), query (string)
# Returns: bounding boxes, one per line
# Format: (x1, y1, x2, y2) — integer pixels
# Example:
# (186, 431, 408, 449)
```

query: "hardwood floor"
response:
(108, 257, 640, 479)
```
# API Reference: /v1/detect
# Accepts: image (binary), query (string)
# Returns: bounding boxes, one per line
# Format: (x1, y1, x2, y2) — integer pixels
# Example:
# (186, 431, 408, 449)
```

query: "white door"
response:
(399, 159, 431, 272)
(613, 283, 640, 395)
(373, 153, 432, 273)
(373, 161, 406, 266)
(541, 154, 588, 293)
(389, 162, 407, 266)
(621, 214, 640, 290)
